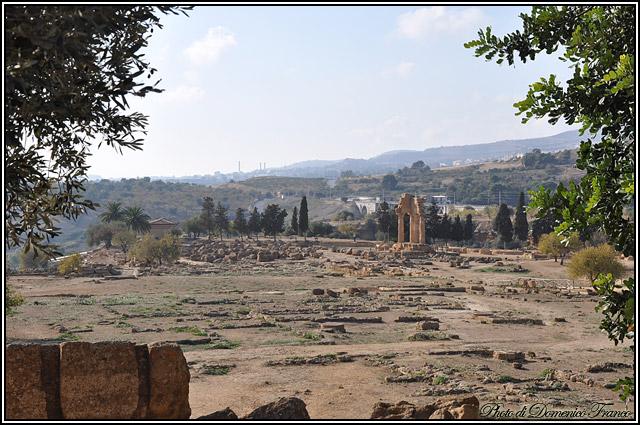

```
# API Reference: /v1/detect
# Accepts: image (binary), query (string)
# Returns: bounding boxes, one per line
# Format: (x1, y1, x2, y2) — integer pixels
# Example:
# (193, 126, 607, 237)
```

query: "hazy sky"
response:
(88, 5, 579, 178)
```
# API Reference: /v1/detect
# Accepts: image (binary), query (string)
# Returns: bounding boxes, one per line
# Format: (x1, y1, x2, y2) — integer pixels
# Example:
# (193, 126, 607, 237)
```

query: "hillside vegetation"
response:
(32, 149, 583, 256)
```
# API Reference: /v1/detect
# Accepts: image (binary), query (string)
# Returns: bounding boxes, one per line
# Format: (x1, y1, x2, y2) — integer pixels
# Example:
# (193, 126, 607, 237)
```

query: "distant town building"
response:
(149, 218, 179, 238)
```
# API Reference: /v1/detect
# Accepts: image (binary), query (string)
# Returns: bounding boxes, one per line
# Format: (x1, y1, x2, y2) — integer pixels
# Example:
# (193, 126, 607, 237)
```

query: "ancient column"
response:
(396, 207, 404, 244)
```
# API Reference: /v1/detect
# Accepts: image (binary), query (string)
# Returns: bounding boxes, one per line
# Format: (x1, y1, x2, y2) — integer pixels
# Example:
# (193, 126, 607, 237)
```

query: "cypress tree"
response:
(513, 192, 529, 242)
(464, 214, 474, 242)
(440, 213, 451, 245)
(291, 206, 299, 237)
(425, 202, 440, 243)
(452, 215, 464, 243)
(493, 203, 513, 244)
(299, 196, 309, 240)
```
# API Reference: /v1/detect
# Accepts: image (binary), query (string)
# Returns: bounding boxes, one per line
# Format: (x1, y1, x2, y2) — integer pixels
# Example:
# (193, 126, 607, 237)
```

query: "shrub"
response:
(568, 245, 626, 284)
(58, 253, 83, 275)
(6, 285, 25, 312)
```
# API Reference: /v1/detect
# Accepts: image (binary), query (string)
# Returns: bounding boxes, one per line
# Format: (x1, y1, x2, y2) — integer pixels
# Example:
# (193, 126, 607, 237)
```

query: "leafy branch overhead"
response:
(5, 6, 191, 257)
(466, 5, 634, 399)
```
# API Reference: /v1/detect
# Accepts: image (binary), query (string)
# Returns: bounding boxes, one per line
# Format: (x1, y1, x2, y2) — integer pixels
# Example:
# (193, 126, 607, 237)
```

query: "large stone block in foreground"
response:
(60, 341, 140, 419)
(147, 341, 191, 419)
(5, 344, 49, 419)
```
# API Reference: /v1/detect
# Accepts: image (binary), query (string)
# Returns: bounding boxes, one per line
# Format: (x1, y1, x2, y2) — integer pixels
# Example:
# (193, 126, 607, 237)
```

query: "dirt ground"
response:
(5, 239, 636, 420)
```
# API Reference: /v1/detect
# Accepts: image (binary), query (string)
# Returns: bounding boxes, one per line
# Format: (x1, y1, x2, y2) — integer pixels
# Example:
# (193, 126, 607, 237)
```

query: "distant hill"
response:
(272, 130, 587, 177)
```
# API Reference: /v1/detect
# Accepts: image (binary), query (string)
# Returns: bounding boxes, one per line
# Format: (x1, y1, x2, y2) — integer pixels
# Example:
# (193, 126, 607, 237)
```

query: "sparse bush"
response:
(58, 253, 83, 275)
(568, 245, 626, 284)
(6, 285, 25, 313)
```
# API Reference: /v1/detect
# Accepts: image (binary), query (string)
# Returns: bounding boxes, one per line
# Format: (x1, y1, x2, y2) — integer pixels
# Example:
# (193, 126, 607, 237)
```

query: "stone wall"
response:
(6, 341, 190, 420)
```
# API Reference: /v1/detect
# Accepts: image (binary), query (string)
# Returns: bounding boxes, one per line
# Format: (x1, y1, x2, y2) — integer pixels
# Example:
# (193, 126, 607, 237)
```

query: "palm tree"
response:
(98, 202, 124, 223)
(123, 206, 151, 234)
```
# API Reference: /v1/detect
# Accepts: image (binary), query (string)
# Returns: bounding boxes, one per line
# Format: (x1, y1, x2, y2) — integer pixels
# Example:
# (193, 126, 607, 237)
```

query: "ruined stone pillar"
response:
(396, 207, 404, 244)
(409, 213, 419, 243)
(419, 215, 426, 244)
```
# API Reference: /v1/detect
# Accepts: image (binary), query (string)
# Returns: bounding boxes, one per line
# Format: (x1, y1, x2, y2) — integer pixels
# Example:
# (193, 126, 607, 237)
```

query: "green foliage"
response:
(182, 216, 206, 239)
(374, 201, 395, 243)
(332, 210, 355, 221)
(113, 229, 137, 253)
(497, 375, 518, 383)
(493, 203, 513, 243)
(425, 202, 440, 243)
(213, 202, 229, 240)
(463, 214, 474, 241)
(381, 174, 398, 191)
(123, 206, 151, 234)
(568, 245, 626, 284)
(337, 223, 358, 237)
(248, 207, 262, 239)
(433, 376, 447, 385)
(98, 202, 125, 223)
(261, 204, 288, 241)
(467, 9, 634, 398)
(129, 233, 180, 265)
(6, 285, 26, 313)
(513, 192, 529, 242)
(299, 197, 309, 238)
(58, 253, 82, 275)
(531, 210, 556, 244)
(539, 232, 582, 264)
(18, 248, 50, 270)
(86, 222, 125, 249)
(593, 275, 634, 347)
(5, 6, 190, 258)
(200, 197, 216, 238)
(233, 208, 249, 240)
(290, 206, 298, 236)
(451, 215, 464, 243)
(309, 221, 334, 237)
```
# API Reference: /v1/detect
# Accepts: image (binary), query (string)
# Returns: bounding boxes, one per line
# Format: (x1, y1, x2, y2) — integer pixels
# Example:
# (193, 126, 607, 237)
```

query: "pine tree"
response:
(201, 196, 216, 239)
(213, 202, 229, 241)
(464, 214, 474, 242)
(299, 196, 309, 240)
(493, 203, 513, 244)
(248, 207, 262, 240)
(513, 192, 529, 242)
(261, 204, 288, 241)
(233, 208, 248, 241)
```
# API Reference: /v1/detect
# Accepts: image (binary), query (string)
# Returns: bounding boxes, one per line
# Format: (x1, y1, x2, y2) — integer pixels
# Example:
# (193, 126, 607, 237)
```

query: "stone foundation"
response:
(5, 341, 190, 420)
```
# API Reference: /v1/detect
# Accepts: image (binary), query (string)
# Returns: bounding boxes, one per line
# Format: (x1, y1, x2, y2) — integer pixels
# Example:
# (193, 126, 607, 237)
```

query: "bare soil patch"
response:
(6, 239, 635, 420)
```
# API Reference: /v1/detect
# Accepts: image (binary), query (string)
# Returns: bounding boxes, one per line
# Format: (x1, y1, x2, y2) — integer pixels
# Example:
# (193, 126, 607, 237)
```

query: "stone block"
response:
(60, 341, 139, 419)
(6, 344, 49, 419)
(243, 397, 310, 420)
(147, 342, 191, 419)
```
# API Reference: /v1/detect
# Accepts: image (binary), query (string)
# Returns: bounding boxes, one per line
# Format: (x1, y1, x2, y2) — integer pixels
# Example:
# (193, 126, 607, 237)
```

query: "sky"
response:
(87, 5, 580, 179)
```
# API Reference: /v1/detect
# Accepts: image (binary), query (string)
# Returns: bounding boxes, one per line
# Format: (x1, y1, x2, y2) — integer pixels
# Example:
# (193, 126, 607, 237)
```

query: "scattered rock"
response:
(195, 407, 238, 420)
(242, 397, 310, 420)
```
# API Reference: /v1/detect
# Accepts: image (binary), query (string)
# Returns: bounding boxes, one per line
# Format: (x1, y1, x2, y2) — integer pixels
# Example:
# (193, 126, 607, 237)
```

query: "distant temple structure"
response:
(391, 194, 432, 255)
(148, 218, 179, 239)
